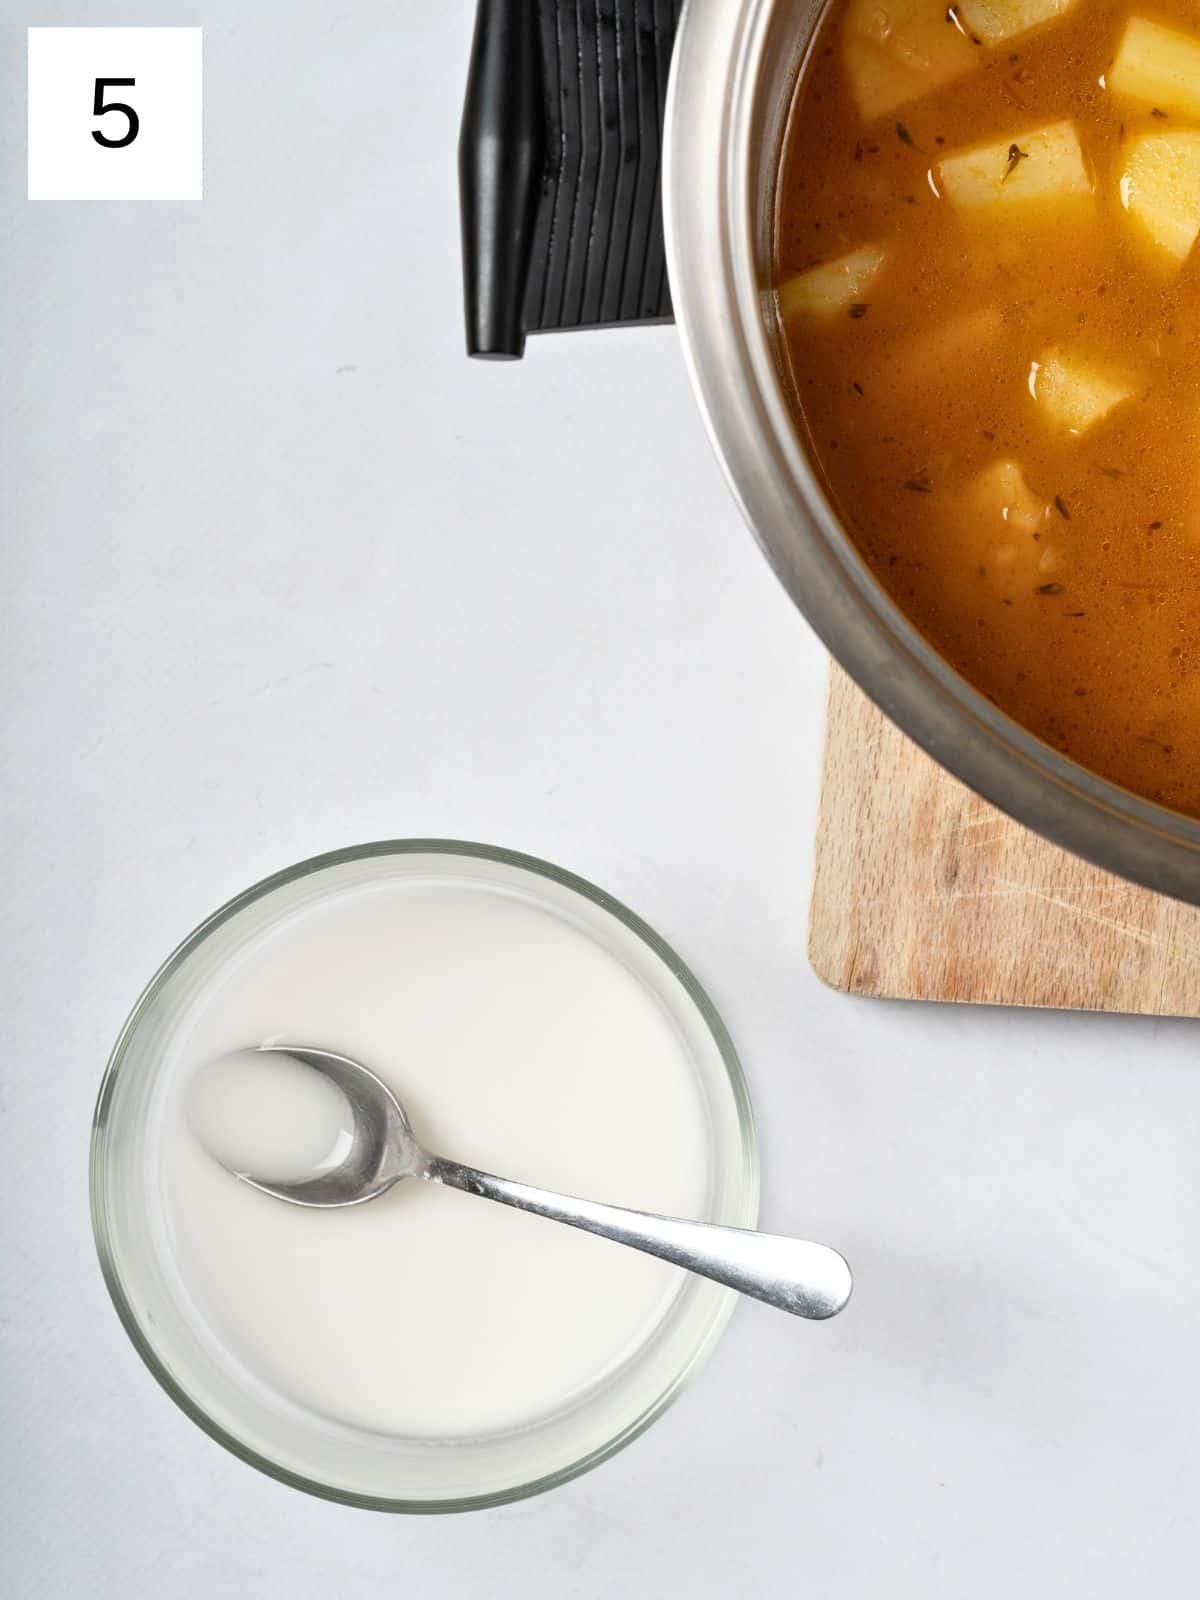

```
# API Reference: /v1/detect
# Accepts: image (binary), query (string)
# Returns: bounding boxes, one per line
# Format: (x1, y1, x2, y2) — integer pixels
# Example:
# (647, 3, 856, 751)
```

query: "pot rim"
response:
(663, 0, 1200, 903)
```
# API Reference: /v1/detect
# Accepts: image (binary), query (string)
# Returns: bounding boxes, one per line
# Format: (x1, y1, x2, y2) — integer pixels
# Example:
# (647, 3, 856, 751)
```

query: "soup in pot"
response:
(776, 0, 1200, 814)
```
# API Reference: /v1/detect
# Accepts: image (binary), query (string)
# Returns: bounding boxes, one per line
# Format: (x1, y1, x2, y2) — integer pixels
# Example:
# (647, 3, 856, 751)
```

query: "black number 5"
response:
(91, 79, 139, 148)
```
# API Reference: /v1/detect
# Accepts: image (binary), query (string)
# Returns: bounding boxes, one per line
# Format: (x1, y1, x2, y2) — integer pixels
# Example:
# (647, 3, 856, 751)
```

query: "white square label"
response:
(28, 27, 203, 201)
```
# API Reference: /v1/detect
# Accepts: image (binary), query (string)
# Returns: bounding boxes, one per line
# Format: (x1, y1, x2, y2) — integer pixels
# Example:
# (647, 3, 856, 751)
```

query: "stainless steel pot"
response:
(457, 0, 1200, 902)
(663, 0, 1200, 903)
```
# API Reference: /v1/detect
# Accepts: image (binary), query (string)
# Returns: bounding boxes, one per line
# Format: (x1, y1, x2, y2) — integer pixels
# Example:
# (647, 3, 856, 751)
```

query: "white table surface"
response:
(4, 3, 1200, 1595)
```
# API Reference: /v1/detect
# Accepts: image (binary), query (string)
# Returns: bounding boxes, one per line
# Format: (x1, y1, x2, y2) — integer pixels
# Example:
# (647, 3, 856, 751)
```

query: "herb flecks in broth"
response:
(1002, 142, 1031, 180)
(776, 0, 1200, 814)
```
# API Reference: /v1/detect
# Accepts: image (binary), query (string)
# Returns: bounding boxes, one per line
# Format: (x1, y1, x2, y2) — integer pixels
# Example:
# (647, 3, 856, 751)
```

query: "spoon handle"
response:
(426, 1159, 852, 1320)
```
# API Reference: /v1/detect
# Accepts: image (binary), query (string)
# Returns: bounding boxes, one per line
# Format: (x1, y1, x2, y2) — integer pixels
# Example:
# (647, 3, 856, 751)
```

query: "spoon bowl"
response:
(234, 1047, 423, 1208)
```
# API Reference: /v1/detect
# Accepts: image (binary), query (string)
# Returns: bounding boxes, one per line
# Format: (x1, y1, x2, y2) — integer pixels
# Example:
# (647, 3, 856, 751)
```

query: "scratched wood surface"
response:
(809, 666, 1200, 1013)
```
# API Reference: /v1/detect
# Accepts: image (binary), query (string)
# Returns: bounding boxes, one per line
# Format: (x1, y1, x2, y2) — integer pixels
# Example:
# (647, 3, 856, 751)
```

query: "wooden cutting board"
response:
(809, 665, 1200, 1014)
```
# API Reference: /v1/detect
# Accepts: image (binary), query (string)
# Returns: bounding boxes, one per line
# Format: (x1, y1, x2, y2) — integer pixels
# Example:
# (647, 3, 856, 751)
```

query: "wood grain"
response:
(809, 665, 1200, 1014)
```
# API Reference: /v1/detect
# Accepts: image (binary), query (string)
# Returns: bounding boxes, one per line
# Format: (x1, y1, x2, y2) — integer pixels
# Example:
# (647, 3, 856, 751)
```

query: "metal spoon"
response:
(232, 1045, 853, 1321)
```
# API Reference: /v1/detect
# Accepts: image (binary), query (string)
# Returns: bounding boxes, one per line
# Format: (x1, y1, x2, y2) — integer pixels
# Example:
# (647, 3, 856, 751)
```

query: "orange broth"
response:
(777, 0, 1200, 812)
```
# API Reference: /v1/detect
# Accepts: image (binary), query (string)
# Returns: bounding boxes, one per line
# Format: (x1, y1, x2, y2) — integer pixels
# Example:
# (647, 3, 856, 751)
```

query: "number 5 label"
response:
(28, 28, 202, 200)
(92, 79, 140, 149)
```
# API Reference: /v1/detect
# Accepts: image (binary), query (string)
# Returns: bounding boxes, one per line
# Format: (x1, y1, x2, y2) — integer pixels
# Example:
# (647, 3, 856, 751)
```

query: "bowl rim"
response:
(90, 837, 760, 1513)
(664, 0, 1200, 904)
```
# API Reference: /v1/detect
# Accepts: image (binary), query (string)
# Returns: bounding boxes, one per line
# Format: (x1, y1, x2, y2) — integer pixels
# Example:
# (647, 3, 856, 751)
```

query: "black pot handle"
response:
(458, 0, 680, 360)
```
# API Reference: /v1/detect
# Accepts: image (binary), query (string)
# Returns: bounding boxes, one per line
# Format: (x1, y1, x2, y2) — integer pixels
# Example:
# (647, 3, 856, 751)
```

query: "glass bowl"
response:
(90, 840, 759, 1512)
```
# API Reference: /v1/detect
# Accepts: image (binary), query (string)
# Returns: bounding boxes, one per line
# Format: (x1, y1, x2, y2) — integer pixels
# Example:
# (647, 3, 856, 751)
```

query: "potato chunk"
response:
(1109, 18, 1200, 122)
(956, 0, 1076, 48)
(962, 461, 1056, 589)
(843, 0, 978, 121)
(938, 120, 1091, 214)
(1118, 131, 1200, 265)
(1029, 349, 1136, 435)
(777, 244, 887, 322)
(965, 459, 1050, 537)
